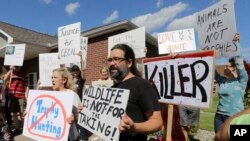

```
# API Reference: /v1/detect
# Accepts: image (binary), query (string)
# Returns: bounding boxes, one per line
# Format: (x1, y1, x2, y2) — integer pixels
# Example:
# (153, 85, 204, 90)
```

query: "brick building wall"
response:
(85, 37, 109, 85)
(84, 31, 159, 85)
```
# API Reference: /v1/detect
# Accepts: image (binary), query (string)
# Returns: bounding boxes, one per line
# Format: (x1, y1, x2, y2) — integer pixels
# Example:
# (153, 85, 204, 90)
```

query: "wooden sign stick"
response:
(166, 104, 174, 141)
(8, 69, 13, 88)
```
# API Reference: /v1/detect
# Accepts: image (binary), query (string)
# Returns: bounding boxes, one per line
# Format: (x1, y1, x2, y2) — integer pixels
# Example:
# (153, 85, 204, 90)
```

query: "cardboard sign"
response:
(108, 27, 146, 58)
(143, 50, 215, 108)
(23, 90, 74, 141)
(78, 86, 130, 141)
(81, 36, 88, 68)
(4, 44, 26, 66)
(58, 22, 81, 64)
(158, 28, 196, 54)
(196, 0, 238, 58)
(39, 53, 60, 87)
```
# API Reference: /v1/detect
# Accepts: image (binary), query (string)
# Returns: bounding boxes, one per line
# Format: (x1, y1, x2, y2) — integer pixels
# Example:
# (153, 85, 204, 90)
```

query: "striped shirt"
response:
(9, 70, 28, 99)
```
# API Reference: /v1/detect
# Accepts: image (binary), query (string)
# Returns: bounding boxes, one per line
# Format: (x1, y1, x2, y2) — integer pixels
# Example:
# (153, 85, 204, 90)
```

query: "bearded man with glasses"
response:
(107, 44, 163, 141)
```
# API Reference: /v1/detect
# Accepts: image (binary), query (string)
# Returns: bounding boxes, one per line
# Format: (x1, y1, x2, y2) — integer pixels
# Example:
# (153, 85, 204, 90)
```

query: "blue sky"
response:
(0, 0, 249, 64)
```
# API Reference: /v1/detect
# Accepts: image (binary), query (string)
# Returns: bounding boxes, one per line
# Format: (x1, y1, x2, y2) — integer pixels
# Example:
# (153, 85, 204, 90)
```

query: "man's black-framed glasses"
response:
(72, 69, 80, 72)
(106, 57, 126, 64)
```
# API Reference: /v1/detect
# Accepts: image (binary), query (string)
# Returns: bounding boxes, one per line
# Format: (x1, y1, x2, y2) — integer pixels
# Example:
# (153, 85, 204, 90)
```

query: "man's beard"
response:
(109, 66, 128, 82)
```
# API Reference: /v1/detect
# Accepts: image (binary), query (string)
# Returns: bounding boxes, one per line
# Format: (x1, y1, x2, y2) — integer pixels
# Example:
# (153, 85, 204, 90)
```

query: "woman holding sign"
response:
(23, 68, 81, 141)
(214, 33, 248, 133)
(52, 68, 82, 141)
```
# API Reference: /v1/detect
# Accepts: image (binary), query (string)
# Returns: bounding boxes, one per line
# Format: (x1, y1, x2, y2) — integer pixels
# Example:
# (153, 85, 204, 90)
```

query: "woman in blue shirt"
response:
(214, 33, 248, 133)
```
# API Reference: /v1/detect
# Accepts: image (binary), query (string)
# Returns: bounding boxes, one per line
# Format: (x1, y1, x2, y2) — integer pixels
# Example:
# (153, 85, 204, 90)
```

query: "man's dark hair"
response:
(111, 44, 142, 77)
(71, 65, 80, 71)
(70, 65, 82, 78)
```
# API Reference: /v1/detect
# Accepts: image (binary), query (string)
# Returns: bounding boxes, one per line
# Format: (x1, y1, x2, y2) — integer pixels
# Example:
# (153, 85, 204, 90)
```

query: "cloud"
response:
(131, 2, 188, 33)
(65, 2, 80, 16)
(103, 10, 119, 24)
(156, 0, 163, 8)
(165, 13, 196, 31)
(42, 0, 53, 4)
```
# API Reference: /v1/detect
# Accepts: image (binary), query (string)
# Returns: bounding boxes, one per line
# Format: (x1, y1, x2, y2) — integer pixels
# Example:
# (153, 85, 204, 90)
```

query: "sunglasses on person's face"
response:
(72, 69, 80, 72)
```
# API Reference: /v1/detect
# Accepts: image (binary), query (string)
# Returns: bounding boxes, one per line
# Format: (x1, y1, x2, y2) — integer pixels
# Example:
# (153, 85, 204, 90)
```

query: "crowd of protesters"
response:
(0, 33, 249, 141)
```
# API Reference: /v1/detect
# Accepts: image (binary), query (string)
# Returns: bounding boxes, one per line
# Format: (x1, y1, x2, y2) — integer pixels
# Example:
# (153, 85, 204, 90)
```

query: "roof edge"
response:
(0, 29, 13, 43)
(81, 19, 157, 46)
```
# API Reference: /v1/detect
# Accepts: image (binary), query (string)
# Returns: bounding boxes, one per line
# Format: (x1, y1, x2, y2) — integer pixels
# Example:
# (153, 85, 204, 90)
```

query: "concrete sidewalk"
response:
(15, 134, 105, 141)
(14, 135, 35, 141)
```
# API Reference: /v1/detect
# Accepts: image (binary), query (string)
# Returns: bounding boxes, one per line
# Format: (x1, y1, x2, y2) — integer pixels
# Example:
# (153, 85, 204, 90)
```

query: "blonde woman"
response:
(51, 68, 81, 141)
(22, 68, 81, 141)
(91, 66, 113, 87)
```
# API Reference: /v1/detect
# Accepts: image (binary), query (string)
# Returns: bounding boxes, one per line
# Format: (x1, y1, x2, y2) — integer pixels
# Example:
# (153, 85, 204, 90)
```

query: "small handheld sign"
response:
(78, 86, 130, 141)
(4, 44, 26, 66)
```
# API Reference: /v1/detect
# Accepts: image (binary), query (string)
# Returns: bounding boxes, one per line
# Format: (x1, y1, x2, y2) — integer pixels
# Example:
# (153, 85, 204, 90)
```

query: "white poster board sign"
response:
(39, 53, 60, 87)
(4, 44, 26, 66)
(108, 27, 146, 58)
(143, 51, 215, 108)
(81, 36, 88, 68)
(196, 0, 237, 58)
(58, 22, 81, 64)
(78, 86, 130, 141)
(23, 90, 74, 141)
(158, 28, 196, 54)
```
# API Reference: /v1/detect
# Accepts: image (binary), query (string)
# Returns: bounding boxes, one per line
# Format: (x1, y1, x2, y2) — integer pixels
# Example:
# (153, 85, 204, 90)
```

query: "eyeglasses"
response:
(72, 69, 80, 72)
(106, 57, 126, 64)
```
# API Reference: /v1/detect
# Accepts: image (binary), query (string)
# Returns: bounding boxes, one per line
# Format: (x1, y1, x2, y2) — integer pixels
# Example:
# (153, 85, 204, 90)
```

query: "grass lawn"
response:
(199, 93, 219, 131)
(199, 112, 215, 131)
(202, 93, 219, 113)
